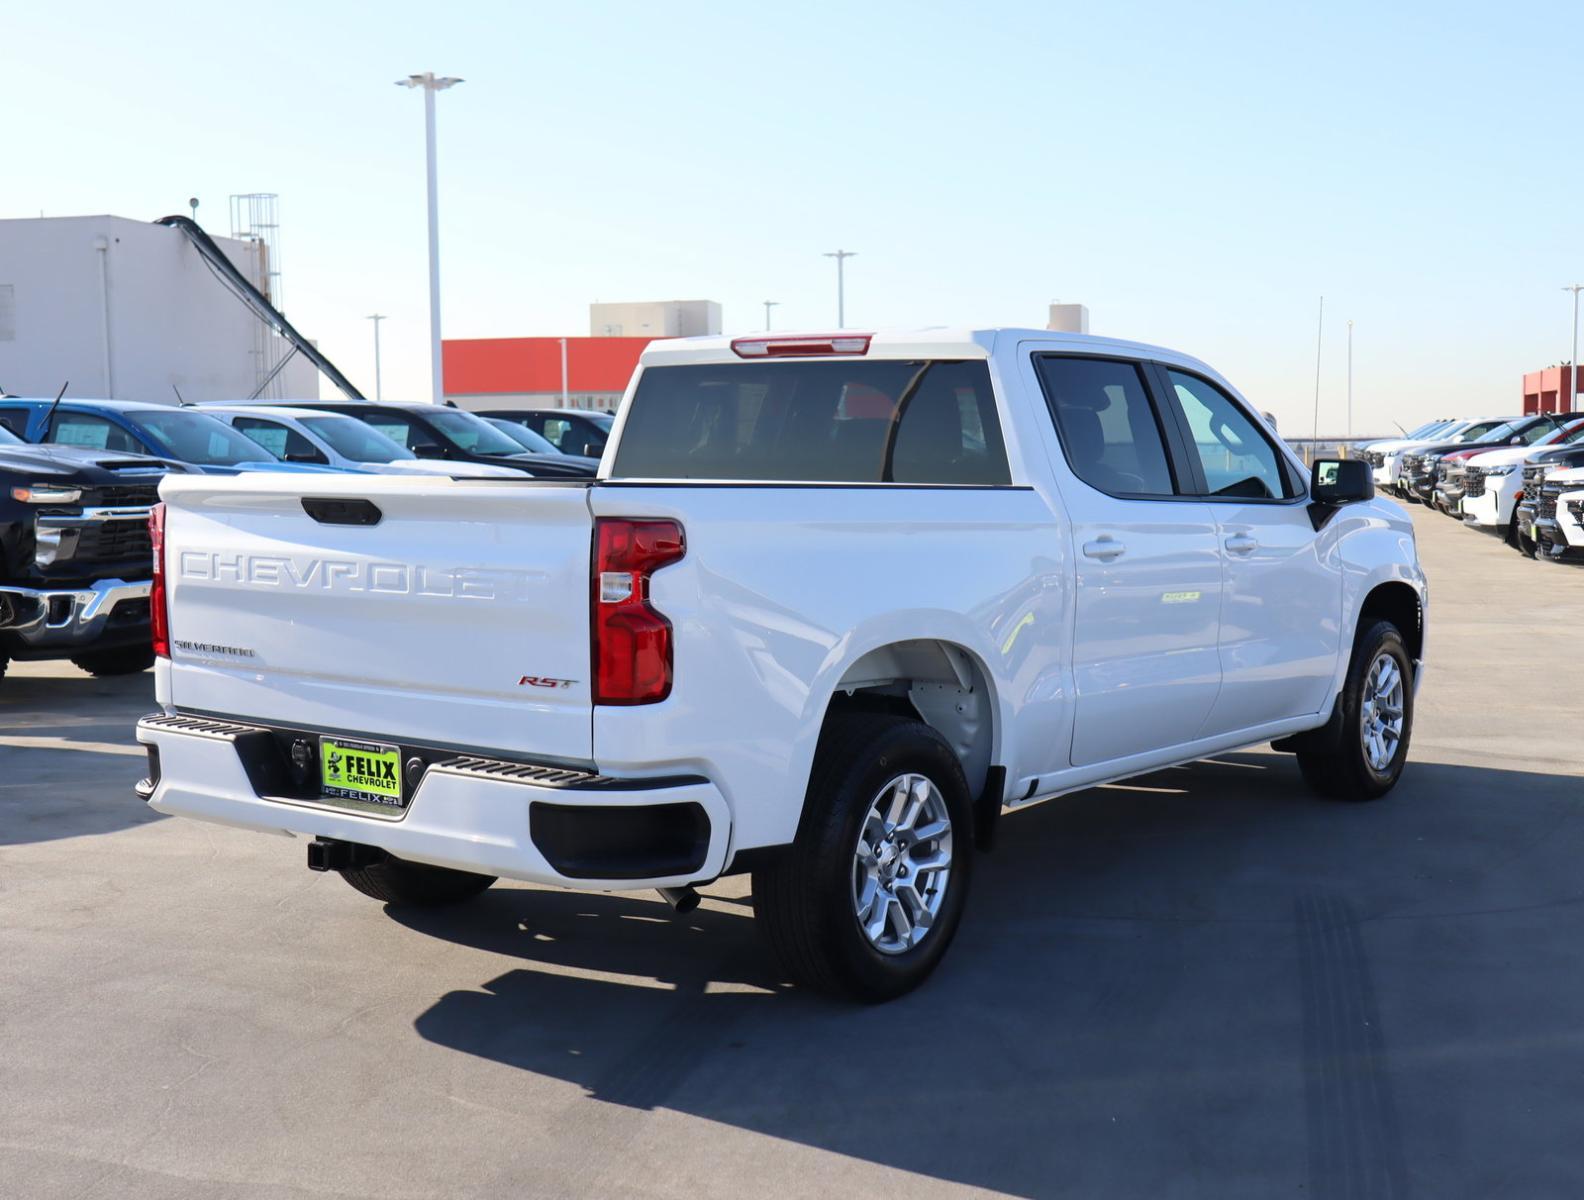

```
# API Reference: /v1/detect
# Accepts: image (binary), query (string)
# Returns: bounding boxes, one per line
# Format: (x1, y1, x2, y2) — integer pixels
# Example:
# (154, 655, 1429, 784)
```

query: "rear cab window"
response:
(610, 359, 1011, 484)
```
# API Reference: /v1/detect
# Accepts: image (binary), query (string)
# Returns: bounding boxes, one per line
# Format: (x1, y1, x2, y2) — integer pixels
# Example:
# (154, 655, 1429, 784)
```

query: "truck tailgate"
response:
(159, 475, 594, 764)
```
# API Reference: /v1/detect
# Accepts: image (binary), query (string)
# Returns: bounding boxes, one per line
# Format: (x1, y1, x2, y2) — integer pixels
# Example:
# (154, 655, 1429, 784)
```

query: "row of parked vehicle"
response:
(0, 397, 613, 684)
(1351, 411, 1584, 559)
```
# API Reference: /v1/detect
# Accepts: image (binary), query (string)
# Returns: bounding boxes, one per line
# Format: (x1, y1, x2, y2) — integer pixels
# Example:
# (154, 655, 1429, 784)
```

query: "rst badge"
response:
(517, 675, 575, 689)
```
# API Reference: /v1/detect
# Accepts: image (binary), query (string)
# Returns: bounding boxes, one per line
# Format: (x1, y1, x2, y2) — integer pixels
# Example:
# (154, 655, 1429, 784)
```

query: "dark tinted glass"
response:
(1034, 356, 1176, 496)
(610, 360, 1010, 484)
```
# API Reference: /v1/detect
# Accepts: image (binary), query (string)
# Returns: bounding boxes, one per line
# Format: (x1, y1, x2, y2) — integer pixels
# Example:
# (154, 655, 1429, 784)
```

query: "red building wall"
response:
(1523, 365, 1582, 414)
(442, 337, 653, 397)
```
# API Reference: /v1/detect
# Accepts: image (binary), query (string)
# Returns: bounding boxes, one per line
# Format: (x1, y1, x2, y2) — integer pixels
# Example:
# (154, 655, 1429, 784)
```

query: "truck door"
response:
(1152, 367, 1341, 732)
(1029, 353, 1224, 767)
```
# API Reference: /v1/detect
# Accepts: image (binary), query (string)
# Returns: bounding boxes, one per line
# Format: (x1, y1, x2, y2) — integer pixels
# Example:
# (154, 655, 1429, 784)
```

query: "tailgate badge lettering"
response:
(518, 675, 575, 689)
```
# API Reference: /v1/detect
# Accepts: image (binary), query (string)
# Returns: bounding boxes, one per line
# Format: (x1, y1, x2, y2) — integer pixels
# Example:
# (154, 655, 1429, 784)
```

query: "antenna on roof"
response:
(172, 384, 188, 406)
(41, 381, 69, 440)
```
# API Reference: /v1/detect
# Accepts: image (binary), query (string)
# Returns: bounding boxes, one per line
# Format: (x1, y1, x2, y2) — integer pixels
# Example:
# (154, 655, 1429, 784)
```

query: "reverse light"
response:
(11, 484, 82, 504)
(149, 503, 170, 659)
(730, 334, 872, 358)
(592, 518, 685, 704)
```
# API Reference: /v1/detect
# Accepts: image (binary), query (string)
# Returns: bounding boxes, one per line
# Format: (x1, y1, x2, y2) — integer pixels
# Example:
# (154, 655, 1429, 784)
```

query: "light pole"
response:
(1564, 285, 1584, 410)
(366, 314, 387, 401)
(1346, 319, 1353, 438)
(763, 300, 779, 330)
(397, 72, 463, 404)
(823, 250, 856, 328)
(1311, 295, 1324, 451)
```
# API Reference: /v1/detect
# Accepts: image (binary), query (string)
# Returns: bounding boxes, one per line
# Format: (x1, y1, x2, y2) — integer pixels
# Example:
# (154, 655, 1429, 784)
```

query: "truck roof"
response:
(638, 328, 1221, 375)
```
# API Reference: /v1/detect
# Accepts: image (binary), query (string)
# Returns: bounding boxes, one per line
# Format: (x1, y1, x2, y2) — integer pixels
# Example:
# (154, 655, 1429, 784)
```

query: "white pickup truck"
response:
(137, 329, 1428, 1000)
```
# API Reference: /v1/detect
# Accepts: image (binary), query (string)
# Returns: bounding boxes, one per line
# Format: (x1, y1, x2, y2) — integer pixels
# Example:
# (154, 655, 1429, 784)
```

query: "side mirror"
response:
(412, 442, 445, 459)
(1311, 458, 1374, 504)
(1308, 459, 1373, 530)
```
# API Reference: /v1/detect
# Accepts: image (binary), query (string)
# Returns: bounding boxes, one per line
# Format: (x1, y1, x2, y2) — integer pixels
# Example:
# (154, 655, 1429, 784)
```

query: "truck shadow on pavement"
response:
(400, 751, 1584, 1198)
(0, 669, 160, 844)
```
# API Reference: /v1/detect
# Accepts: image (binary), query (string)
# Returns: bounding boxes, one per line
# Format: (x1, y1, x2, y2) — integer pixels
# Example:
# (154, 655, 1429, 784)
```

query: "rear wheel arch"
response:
(820, 638, 999, 804)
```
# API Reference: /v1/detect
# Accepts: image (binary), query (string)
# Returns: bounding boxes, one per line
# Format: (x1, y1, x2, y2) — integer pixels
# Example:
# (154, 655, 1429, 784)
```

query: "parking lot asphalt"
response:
(3, 504, 1582, 1200)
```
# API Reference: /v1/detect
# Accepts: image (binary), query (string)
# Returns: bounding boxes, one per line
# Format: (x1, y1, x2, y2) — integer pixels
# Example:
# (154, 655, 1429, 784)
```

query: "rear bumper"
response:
(136, 714, 733, 890)
(0, 577, 151, 654)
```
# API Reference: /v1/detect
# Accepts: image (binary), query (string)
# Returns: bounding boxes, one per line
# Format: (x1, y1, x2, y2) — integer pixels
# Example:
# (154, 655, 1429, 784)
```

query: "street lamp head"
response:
(396, 73, 464, 90)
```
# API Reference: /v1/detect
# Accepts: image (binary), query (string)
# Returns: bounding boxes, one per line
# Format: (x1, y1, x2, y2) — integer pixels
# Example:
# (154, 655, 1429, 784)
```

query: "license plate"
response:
(320, 737, 404, 810)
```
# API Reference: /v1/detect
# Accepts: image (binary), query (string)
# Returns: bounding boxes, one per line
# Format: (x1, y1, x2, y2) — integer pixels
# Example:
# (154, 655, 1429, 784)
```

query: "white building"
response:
(1047, 303, 1090, 334)
(588, 299, 722, 339)
(0, 215, 318, 404)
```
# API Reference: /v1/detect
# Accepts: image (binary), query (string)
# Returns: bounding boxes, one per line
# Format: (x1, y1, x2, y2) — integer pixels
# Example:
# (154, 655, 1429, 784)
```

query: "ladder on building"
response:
(155, 214, 364, 401)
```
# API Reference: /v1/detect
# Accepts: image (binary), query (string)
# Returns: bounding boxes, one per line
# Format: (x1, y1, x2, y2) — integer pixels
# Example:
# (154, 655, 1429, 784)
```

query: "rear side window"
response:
(50, 412, 144, 453)
(1034, 356, 1177, 496)
(610, 360, 1010, 484)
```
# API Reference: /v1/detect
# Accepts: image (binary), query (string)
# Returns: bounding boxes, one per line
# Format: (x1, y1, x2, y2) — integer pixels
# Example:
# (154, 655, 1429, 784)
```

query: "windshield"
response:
(1407, 420, 1450, 439)
(485, 418, 560, 454)
(136, 410, 279, 465)
(1452, 420, 1514, 443)
(300, 415, 414, 462)
(423, 409, 528, 456)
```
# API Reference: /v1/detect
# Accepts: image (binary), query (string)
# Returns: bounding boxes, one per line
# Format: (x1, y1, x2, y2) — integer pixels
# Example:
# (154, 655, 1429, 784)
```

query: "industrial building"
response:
(1522, 364, 1582, 413)
(588, 299, 720, 339)
(443, 299, 723, 411)
(0, 209, 317, 405)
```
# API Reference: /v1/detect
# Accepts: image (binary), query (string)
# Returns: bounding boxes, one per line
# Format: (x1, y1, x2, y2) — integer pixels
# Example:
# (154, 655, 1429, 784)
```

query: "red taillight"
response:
(730, 334, 872, 358)
(149, 502, 169, 658)
(592, 518, 685, 704)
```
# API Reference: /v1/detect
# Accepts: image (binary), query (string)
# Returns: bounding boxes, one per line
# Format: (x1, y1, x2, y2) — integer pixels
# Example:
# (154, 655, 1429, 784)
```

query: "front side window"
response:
(610, 359, 1010, 484)
(1167, 371, 1293, 500)
(423, 409, 528, 456)
(1034, 356, 1176, 496)
(300, 416, 413, 462)
(50, 412, 144, 453)
(231, 417, 323, 462)
(362, 414, 426, 451)
(538, 417, 573, 450)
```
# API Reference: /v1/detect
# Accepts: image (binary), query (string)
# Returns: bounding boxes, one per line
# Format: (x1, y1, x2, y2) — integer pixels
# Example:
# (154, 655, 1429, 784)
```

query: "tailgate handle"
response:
(301, 497, 382, 527)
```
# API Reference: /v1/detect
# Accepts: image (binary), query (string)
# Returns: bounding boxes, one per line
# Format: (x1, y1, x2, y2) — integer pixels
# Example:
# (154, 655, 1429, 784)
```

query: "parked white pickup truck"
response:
(137, 329, 1428, 1000)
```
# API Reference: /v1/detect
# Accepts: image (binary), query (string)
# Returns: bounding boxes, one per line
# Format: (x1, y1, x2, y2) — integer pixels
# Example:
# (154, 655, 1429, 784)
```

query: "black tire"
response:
(339, 855, 496, 906)
(1297, 619, 1414, 802)
(753, 713, 974, 1003)
(71, 647, 155, 677)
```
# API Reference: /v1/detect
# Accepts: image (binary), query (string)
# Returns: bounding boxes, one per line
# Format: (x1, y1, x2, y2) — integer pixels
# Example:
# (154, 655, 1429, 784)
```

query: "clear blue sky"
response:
(7, 0, 1583, 432)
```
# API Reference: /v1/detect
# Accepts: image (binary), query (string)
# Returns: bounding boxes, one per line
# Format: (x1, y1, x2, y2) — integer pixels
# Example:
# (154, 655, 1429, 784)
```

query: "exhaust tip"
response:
(657, 886, 701, 914)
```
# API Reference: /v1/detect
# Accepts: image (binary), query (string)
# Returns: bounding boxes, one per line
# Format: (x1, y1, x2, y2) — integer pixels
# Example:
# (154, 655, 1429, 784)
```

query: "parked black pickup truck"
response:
(0, 424, 169, 682)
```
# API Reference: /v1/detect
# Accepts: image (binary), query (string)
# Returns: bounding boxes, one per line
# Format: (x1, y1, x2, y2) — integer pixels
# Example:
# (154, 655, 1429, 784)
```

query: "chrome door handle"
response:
(1082, 537, 1126, 561)
(1224, 534, 1258, 555)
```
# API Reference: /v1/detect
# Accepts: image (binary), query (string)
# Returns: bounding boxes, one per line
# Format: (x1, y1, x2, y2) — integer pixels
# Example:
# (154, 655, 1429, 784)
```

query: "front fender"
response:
(1324, 498, 1428, 700)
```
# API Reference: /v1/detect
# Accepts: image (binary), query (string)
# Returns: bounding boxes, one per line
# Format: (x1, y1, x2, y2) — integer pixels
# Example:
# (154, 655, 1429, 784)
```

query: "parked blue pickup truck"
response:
(0, 399, 342, 475)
